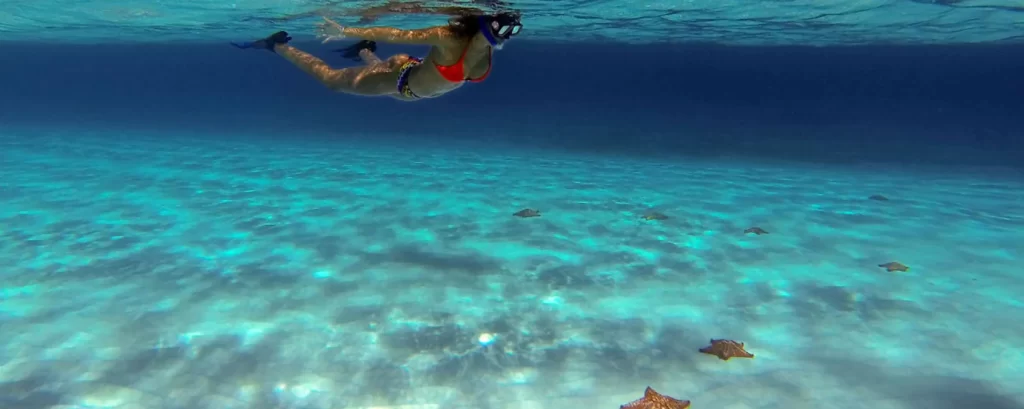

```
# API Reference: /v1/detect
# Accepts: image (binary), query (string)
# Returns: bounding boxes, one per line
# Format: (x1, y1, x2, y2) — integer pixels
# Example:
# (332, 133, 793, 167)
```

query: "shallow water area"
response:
(1, 130, 1021, 409)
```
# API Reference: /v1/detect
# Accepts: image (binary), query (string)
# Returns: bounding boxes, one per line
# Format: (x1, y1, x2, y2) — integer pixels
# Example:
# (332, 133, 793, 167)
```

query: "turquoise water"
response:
(3, 0, 1023, 407)
(1, 0, 1019, 44)
(2, 129, 1021, 409)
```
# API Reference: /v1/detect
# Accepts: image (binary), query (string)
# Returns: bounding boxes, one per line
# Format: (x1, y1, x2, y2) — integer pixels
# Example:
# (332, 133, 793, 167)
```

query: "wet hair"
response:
(447, 13, 485, 39)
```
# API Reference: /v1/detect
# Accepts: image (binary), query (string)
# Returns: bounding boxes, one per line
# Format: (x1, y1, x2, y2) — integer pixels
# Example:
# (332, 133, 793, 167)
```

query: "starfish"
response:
(642, 212, 669, 221)
(878, 261, 909, 272)
(699, 339, 754, 361)
(513, 208, 541, 218)
(620, 387, 690, 409)
(744, 226, 768, 235)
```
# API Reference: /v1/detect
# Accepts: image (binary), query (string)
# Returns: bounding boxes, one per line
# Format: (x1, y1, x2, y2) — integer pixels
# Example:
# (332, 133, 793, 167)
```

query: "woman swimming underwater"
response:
(233, 12, 522, 101)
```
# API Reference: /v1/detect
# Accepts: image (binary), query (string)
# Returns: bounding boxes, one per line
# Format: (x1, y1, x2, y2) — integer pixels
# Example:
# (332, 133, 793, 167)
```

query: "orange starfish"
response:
(620, 387, 690, 409)
(699, 339, 754, 361)
(513, 208, 541, 218)
(743, 226, 768, 235)
(878, 261, 909, 272)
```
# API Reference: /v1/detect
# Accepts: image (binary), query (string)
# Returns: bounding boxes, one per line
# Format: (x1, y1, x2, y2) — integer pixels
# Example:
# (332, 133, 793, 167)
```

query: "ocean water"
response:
(2, 2, 1024, 409)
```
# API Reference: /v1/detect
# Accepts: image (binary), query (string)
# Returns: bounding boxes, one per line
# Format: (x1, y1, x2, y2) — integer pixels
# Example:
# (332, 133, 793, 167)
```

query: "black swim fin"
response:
(231, 31, 292, 53)
(334, 40, 377, 61)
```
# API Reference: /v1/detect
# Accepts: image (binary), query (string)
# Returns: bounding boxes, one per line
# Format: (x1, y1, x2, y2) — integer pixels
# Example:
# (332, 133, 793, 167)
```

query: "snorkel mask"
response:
(479, 12, 522, 49)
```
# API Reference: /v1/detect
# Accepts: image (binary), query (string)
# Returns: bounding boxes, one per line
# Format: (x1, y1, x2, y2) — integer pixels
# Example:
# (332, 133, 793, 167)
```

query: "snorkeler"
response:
(231, 12, 522, 101)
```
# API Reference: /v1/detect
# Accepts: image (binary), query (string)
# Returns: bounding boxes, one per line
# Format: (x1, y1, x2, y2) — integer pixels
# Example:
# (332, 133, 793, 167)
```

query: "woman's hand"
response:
(315, 17, 347, 43)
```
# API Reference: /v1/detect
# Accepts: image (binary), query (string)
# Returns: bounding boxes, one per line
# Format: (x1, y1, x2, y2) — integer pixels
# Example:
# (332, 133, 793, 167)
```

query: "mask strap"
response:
(478, 16, 500, 46)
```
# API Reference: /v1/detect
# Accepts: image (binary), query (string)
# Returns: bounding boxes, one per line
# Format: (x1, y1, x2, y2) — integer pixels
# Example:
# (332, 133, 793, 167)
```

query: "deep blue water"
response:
(1, 41, 1022, 168)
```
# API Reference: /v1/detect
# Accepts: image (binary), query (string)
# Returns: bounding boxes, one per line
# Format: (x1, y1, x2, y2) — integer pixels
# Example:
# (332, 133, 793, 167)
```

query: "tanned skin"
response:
(272, 18, 494, 100)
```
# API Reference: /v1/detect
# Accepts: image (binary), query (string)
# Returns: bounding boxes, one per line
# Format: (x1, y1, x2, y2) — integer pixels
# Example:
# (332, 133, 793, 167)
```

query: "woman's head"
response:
(448, 11, 522, 43)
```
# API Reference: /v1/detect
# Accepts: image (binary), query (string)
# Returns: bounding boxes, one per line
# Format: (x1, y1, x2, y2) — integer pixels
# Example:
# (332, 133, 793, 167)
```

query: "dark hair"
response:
(447, 13, 484, 39)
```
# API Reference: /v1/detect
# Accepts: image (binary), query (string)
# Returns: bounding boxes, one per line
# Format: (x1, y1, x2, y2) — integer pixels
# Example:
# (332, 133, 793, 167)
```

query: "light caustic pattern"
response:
(0, 130, 1022, 409)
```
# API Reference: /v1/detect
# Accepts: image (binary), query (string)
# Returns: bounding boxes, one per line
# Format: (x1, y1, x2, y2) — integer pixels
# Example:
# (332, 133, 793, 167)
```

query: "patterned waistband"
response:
(397, 57, 423, 99)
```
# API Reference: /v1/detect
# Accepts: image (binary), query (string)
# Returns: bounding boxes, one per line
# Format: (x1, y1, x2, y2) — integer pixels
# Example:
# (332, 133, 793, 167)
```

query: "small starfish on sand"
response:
(699, 339, 754, 361)
(620, 387, 690, 409)
(878, 261, 909, 272)
(513, 208, 541, 218)
(744, 226, 768, 235)
(642, 212, 669, 221)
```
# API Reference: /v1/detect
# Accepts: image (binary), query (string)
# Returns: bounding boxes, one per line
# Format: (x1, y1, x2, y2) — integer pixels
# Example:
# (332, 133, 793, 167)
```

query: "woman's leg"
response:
(272, 44, 403, 96)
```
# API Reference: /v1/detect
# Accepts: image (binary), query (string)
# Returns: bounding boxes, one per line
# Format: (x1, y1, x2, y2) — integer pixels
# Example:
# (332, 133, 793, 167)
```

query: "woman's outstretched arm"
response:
(319, 17, 456, 46)
(343, 25, 456, 46)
